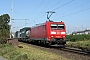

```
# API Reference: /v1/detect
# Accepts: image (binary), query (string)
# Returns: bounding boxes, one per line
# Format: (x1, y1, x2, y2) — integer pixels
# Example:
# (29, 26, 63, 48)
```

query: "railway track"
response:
(60, 47, 90, 55)
(19, 42, 90, 60)
(50, 45, 90, 55)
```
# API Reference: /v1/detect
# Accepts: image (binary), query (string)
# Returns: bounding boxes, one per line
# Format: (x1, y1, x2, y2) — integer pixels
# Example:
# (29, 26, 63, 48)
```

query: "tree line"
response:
(0, 14, 10, 44)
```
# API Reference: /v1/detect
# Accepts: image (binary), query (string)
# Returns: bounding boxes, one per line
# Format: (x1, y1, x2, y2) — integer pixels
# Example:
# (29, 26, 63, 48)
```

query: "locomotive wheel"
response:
(46, 43, 51, 48)
(60, 44, 65, 48)
(63, 44, 65, 48)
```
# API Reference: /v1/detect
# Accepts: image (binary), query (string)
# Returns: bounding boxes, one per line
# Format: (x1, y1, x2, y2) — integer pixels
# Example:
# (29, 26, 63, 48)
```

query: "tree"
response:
(0, 14, 10, 44)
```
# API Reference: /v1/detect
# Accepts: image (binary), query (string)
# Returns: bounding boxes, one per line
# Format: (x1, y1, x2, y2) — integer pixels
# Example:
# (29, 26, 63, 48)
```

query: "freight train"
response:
(15, 21, 66, 47)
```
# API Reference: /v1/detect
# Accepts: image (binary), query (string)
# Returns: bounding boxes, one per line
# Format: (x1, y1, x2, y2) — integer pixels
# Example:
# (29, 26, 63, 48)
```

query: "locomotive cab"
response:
(46, 21, 66, 45)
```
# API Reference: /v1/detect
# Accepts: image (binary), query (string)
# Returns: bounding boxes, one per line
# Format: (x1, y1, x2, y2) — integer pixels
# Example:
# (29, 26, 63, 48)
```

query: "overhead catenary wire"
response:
(38, 0, 51, 14)
(10, 0, 29, 20)
(10, 0, 46, 20)
(46, 0, 62, 10)
(12, 10, 29, 19)
(35, 0, 63, 20)
(53, 0, 74, 11)
(54, 1, 90, 20)
(55, 7, 90, 20)
(33, 0, 51, 22)
(60, 1, 90, 15)
(10, 0, 30, 34)
(33, 0, 60, 21)
(30, 0, 45, 16)
(33, 0, 74, 22)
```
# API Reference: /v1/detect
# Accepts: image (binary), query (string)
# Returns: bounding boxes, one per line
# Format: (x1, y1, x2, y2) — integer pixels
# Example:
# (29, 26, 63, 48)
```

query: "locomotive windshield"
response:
(51, 24, 64, 29)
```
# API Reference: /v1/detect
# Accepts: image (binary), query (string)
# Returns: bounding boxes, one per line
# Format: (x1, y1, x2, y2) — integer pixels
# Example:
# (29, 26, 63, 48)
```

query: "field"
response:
(66, 34, 90, 50)
(0, 43, 68, 60)
(66, 40, 90, 50)
(0, 34, 90, 60)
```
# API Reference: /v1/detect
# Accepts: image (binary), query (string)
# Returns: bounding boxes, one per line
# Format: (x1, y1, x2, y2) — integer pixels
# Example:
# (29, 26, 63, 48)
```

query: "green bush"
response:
(66, 34, 90, 42)
(0, 38, 7, 44)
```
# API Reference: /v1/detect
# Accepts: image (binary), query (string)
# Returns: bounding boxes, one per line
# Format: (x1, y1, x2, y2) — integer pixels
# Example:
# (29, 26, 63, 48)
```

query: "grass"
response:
(0, 43, 20, 60)
(66, 40, 90, 50)
(16, 43, 68, 60)
(0, 43, 69, 60)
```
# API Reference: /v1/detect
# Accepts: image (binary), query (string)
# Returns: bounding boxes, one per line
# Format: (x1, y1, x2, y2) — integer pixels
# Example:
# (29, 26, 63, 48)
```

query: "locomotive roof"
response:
(32, 23, 45, 28)
(31, 21, 65, 28)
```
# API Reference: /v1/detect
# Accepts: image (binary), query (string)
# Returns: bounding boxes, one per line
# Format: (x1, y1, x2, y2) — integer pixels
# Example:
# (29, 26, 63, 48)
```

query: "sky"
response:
(0, 0, 90, 34)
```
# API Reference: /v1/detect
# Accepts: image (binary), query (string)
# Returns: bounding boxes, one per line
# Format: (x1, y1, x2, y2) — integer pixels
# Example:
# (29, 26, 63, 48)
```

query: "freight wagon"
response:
(18, 27, 30, 42)
(15, 31, 20, 38)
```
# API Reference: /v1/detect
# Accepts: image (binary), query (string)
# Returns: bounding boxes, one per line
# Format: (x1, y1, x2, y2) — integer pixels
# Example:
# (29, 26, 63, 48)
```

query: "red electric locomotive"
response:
(29, 21, 66, 46)
(18, 11, 66, 46)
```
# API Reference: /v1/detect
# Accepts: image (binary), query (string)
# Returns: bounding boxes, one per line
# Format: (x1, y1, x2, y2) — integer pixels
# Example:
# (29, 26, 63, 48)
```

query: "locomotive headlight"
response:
(51, 32, 56, 34)
(61, 32, 65, 34)
(63, 36, 65, 38)
(51, 36, 54, 37)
